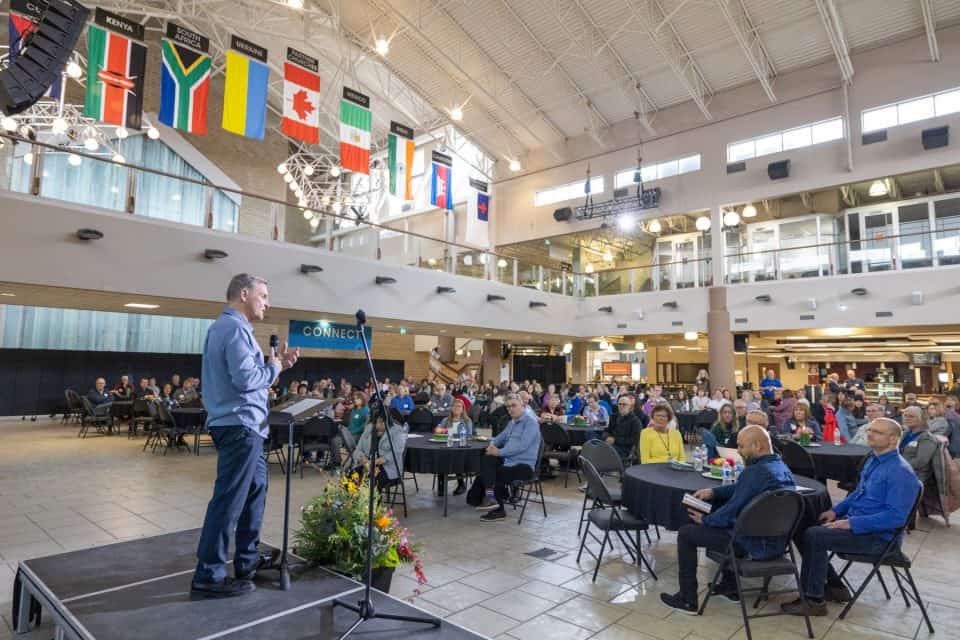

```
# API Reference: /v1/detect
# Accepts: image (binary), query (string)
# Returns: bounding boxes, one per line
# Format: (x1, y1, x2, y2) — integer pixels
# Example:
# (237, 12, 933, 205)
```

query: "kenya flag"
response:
(84, 24, 147, 129)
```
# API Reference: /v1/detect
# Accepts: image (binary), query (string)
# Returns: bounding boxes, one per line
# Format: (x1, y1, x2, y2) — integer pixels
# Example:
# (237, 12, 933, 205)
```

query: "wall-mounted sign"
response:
(288, 320, 372, 351)
(602, 362, 632, 377)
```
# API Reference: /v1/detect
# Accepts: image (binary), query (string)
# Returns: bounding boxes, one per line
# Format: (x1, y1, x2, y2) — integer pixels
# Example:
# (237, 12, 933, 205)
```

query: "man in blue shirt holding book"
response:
(661, 426, 795, 614)
(783, 417, 920, 616)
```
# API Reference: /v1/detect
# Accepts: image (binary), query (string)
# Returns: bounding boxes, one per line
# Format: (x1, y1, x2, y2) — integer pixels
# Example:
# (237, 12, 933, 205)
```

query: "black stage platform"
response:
(14, 528, 486, 640)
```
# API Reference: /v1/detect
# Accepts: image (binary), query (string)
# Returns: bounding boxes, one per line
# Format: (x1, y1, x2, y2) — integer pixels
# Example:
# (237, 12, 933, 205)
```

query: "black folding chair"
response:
(299, 416, 338, 478)
(577, 439, 624, 536)
(79, 397, 113, 438)
(831, 487, 933, 633)
(779, 440, 817, 478)
(540, 421, 579, 488)
(511, 440, 548, 525)
(154, 403, 191, 455)
(337, 424, 358, 468)
(379, 428, 410, 518)
(63, 390, 84, 424)
(698, 489, 812, 640)
(130, 399, 153, 438)
(576, 457, 657, 583)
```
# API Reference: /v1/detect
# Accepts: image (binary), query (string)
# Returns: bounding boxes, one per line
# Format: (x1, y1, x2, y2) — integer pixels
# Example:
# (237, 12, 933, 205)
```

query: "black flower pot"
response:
(371, 567, 394, 593)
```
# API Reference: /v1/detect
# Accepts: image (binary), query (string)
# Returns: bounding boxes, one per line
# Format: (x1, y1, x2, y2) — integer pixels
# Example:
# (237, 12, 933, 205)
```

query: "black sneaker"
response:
(710, 583, 740, 603)
(480, 508, 506, 522)
(825, 583, 852, 603)
(190, 577, 255, 599)
(236, 551, 279, 581)
(660, 592, 698, 615)
(780, 597, 828, 617)
(476, 498, 499, 511)
(453, 483, 467, 496)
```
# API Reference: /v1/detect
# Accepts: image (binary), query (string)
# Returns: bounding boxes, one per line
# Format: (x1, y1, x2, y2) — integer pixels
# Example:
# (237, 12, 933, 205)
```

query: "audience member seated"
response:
(604, 394, 641, 461)
(112, 375, 133, 399)
(174, 378, 200, 407)
(671, 389, 693, 414)
(565, 386, 586, 417)
(582, 393, 609, 440)
(390, 384, 415, 416)
(660, 426, 796, 614)
(851, 403, 884, 445)
(87, 378, 113, 407)
(741, 389, 761, 413)
(347, 392, 370, 437)
(900, 406, 939, 485)
(169, 373, 182, 391)
(711, 403, 739, 447)
(782, 402, 821, 441)
(540, 394, 565, 421)
(759, 368, 782, 403)
(944, 398, 960, 458)
(429, 383, 453, 413)
(925, 400, 951, 438)
(843, 368, 864, 392)
(833, 398, 859, 443)
(134, 377, 156, 400)
(350, 415, 405, 491)
(642, 385, 667, 415)
(769, 389, 797, 432)
(706, 389, 727, 412)
(782, 418, 920, 617)
(689, 388, 708, 412)
(159, 383, 175, 406)
(471, 394, 541, 522)
(640, 405, 685, 463)
(733, 400, 748, 429)
(518, 389, 539, 415)
(147, 377, 160, 396)
(439, 399, 473, 495)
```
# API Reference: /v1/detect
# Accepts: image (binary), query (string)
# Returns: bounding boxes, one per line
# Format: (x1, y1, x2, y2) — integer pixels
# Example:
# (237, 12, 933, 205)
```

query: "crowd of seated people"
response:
(85, 373, 199, 411)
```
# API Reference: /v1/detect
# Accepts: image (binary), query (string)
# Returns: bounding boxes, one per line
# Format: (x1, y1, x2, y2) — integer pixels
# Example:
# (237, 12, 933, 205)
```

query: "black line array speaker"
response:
(922, 126, 949, 150)
(0, 0, 89, 115)
(767, 159, 790, 180)
(733, 333, 748, 353)
(553, 206, 573, 222)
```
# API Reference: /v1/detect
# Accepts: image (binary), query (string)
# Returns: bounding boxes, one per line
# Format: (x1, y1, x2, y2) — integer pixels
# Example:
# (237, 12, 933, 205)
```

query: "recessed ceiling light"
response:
(124, 303, 159, 309)
(0, 292, 15, 297)
(385, 325, 393, 328)
(319, 319, 330, 328)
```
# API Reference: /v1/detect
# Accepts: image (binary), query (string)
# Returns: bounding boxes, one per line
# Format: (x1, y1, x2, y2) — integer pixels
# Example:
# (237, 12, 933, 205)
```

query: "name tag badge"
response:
(908, 441, 919, 448)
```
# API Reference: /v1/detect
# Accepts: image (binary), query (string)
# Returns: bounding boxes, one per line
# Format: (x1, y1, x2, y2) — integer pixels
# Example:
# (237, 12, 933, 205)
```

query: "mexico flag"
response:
(83, 9, 147, 130)
(282, 48, 320, 145)
(387, 121, 414, 201)
(339, 87, 371, 175)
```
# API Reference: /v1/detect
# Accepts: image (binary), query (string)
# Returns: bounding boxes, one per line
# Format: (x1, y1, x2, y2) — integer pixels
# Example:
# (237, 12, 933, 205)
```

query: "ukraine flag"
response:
(222, 49, 269, 140)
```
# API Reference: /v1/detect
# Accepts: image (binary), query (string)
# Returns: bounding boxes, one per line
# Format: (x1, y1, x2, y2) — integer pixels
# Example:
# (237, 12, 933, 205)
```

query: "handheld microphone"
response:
(269, 334, 279, 358)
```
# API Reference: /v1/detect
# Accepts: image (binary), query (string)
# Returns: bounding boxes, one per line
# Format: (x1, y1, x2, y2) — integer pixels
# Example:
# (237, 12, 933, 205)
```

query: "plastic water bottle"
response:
(693, 447, 704, 472)
(721, 460, 733, 486)
(734, 461, 744, 482)
(402, 421, 410, 435)
(446, 428, 454, 447)
(459, 428, 467, 448)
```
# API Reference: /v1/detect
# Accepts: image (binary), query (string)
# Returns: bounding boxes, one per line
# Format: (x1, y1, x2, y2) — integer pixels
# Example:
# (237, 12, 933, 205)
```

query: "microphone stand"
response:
(332, 310, 440, 638)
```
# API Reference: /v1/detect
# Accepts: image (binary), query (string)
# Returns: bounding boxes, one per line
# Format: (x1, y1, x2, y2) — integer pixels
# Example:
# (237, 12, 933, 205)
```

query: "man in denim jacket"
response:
(661, 426, 795, 614)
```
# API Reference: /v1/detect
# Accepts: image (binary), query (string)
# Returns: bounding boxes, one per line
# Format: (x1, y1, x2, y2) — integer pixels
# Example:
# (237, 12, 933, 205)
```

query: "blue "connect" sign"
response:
(287, 320, 372, 351)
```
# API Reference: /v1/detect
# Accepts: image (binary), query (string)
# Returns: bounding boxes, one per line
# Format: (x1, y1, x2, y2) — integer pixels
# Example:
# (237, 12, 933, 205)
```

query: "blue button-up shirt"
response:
(202, 307, 280, 437)
(703, 453, 795, 560)
(492, 410, 541, 468)
(834, 449, 919, 540)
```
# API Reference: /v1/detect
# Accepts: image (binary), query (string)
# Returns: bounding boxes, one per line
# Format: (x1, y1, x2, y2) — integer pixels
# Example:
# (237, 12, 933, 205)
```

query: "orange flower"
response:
(375, 515, 391, 530)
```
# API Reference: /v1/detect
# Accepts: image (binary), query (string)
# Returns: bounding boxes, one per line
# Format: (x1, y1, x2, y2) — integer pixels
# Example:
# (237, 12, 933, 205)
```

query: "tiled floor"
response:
(0, 418, 956, 640)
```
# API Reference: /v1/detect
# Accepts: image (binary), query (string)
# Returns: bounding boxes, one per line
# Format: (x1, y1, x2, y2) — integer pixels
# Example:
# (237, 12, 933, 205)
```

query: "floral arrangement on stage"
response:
(294, 471, 426, 592)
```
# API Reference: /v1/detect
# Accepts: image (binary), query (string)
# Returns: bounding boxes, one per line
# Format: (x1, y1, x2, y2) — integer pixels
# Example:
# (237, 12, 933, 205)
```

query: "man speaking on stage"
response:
(191, 274, 299, 598)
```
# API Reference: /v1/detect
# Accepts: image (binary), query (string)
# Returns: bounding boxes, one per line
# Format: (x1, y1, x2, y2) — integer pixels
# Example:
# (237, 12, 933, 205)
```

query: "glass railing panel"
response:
(935, 227, 960, 266)
(597, 269, 629, 295)
(454, 250, 488, 279)
(777, 246, 826, 280)
(582, 273, 597, 297)
(517, 261, 538, 289)
(493, 256, 514, 285)
(39, 147, 129, 212)
(415, 238, 449, 273)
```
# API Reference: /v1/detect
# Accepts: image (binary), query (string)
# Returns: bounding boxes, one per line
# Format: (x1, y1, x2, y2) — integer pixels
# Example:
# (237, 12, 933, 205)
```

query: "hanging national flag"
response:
(430, 150, 453, 211)
(159, 23, 211, 135)
(84, 9, 147, 129)
(8, 0, 61, 100)
(282, 48, 320, 145)
(465, 178, 490, 247)
(222, 35, 269, 140)
(339, 87, 372, 175)
(387, 121, 414, 201)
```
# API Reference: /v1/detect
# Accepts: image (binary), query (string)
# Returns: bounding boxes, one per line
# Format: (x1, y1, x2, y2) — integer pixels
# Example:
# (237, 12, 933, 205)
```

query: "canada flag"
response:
(282, 61, 320, 144)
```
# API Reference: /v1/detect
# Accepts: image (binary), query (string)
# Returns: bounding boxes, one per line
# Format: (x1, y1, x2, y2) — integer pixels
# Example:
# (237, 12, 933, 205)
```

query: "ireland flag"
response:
(387, 121, 414, 200)
(339, 87, 372, 175)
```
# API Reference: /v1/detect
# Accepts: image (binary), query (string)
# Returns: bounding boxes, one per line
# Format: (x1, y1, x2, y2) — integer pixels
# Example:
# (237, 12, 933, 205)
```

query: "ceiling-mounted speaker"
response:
(734, 334, 748, 353)
(0, 0, 90, 115)
(553, 206, 573, 222)
(767, 160, 790, 180)
(922, 125, 949, 150)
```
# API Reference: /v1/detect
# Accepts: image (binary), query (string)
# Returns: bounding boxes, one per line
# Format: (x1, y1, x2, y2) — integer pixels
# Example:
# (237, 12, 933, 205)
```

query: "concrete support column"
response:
(481, 339, 503, 383)
(437, 336, 456, 363)
(572, 342, 590, 383)
(710, 205, 724, 287)
(708, 286, 736, 392)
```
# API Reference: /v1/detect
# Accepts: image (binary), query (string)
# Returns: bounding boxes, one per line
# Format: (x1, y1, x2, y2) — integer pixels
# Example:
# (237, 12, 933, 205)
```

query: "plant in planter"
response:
(294, 472, 426, 594)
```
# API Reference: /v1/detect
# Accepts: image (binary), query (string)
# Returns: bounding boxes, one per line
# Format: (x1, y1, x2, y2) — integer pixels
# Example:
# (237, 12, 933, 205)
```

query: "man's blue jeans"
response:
(194, 426, 268, 583)
(799, 525, 890, 599)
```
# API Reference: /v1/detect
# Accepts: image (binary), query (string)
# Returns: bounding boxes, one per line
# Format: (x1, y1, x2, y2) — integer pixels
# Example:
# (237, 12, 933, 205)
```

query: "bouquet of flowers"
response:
(795, 425, 814, 446)
(294, 472, 426, 588)
(709, 457, 736, 477)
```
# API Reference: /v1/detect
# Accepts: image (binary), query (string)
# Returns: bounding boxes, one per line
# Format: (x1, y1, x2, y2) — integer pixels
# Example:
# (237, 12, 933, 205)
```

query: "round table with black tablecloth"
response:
(800, 443, 870, 485)
(623, 462, 832, 532)
(404, 438, 489, 516)
(171, 407, 208, 455)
